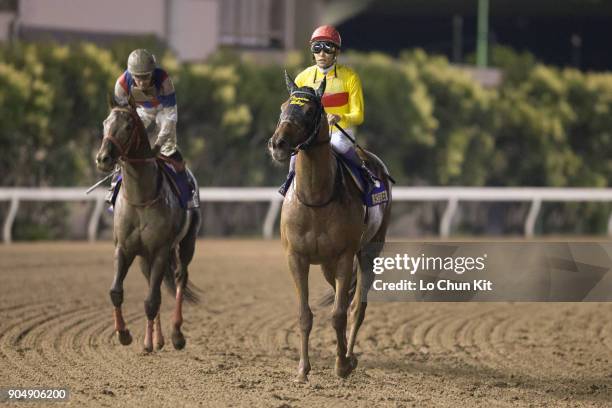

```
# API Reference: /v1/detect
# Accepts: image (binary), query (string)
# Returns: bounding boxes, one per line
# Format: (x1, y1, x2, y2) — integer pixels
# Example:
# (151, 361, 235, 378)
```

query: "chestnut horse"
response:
(268, 72, 392, 381)
(95, 96, 200, 352)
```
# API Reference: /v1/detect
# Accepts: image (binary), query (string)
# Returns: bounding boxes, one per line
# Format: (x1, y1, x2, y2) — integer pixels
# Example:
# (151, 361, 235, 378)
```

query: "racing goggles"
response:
(133, 73, 152, 81)
(310, 41, 337, 54)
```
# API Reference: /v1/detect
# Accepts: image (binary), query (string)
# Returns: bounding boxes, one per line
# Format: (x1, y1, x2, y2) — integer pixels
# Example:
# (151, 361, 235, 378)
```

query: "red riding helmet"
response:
(310, 25, 341, 48)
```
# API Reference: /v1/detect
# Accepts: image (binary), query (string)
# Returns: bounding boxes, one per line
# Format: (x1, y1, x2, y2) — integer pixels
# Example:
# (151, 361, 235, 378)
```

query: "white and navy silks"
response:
(114, 68, 178, 157)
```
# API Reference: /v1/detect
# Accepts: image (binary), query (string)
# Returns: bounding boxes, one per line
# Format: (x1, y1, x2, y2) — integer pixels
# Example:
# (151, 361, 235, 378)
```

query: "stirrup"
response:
(278, 170, 295, 196)
(104, 188, 114, 205)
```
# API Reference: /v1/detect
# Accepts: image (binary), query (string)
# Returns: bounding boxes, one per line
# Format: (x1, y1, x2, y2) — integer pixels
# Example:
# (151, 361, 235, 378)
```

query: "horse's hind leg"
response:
(154, 313, 164, 350)
(143, 249, 169, 353)
(110, 247, 135, 346)
(347, 251, 372, 360)
(172, 246, 187, 350)
(172, 212, 200, 350)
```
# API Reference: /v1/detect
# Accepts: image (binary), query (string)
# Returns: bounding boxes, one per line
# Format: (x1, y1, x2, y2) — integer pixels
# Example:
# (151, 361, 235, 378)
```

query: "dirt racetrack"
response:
(0, 240, 611, 407)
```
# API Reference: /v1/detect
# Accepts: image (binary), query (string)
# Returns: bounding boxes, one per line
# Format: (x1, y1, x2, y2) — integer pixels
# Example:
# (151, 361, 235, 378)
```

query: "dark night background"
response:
(338, 0, 612, 71)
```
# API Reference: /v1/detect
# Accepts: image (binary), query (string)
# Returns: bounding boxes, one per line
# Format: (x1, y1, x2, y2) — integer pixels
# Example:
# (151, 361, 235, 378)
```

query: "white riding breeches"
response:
(137, 106, 178, 157)
(330, 128, 354, 155)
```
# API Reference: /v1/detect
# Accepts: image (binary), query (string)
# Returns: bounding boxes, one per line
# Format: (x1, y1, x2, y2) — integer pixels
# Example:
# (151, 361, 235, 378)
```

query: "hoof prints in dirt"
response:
(1, 241, 611, 407)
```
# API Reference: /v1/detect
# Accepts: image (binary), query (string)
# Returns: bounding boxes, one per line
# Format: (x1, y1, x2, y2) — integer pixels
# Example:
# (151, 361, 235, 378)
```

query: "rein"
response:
(103, 107, 156, 164)
(278, 90, 328, 155)
(103, 107, 162, 207)
(278, 89, 339, 207)
(121, 169, 163, 207)
(295, 160, 342, 208)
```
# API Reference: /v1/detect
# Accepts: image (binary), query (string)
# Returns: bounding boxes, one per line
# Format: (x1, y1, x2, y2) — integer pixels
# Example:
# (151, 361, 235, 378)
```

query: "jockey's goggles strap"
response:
(133, 73, 152, 80)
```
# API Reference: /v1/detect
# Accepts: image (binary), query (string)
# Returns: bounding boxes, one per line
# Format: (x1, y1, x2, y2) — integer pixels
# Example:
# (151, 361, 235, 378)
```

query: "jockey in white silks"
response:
(106, 48, 198, 209)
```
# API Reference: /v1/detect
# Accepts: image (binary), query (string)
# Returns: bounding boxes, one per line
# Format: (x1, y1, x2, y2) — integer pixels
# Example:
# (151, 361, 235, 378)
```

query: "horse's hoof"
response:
(172, 330, 186, 350)
(294, 373, 308, 383)
(335, 355, 357, 378)
(348, 354, 358, 371)
(143, 344, 153, 353)
(155, 341, 164, 351)
(117, 329, 132, 346)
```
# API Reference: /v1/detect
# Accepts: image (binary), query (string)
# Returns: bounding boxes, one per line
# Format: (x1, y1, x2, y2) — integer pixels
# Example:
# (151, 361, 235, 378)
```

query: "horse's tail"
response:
(168, 207, 202, 303)
(138, 257, 197, 302)
(162, 255, 201, 304)
(182, 285, 200, 304)
(163, 277, 201, 304)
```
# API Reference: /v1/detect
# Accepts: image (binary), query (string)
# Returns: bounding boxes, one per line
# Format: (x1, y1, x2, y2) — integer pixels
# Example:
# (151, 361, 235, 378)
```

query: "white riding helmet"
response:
(127, 49, 156, 75)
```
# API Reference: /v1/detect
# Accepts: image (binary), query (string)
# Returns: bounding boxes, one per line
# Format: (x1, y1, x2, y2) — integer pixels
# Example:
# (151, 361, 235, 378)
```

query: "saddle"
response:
(110, 159, 195, 209)
(335, 150, 391, 207)
(157, 158, 194, 209)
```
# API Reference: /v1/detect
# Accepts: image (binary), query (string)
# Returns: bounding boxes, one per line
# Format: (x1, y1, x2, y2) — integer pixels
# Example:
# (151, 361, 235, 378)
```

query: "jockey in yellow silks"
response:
(280, 25, 376, 195)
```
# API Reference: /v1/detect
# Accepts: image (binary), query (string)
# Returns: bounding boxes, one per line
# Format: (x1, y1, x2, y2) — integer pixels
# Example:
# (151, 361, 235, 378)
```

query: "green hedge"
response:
(1, 41, 610, 189)
(0, 41, 610, 235)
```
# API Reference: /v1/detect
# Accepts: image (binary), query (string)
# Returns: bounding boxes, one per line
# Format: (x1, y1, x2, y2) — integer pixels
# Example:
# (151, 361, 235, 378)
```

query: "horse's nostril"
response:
(97, 154, 110, 165)
(275, 139, 287, 149)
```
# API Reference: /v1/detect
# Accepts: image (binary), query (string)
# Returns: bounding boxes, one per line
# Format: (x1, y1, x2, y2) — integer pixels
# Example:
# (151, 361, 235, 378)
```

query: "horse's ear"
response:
(284, 70, 297, 94)
(127, 93, 137, 110)
(107, 92, 117, 109)
(315, 77, 326, 99)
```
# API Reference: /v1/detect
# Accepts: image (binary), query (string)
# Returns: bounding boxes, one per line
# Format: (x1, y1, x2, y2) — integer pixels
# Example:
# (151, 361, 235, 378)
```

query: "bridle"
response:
(276, 89, 340, 208)
(103, 107, 155, 164)
(277, 90, 329, 156)
(103, 107, 161, 207)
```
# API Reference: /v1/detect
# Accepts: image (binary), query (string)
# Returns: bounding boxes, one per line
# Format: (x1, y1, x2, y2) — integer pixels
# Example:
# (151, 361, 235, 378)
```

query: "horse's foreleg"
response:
(330, 252, 356, 378)
(139, 257, 164, 350)
(143, 250, 168, 353)
(110, 247, 135, 346)
(288, 252, 312, 383)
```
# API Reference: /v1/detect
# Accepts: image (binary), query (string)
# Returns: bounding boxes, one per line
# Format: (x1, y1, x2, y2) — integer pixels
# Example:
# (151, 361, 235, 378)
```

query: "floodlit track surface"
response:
(0, 240, 610, 407)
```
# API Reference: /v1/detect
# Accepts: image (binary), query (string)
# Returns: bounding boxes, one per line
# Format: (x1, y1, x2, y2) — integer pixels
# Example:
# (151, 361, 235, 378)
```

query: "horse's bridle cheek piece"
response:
(103, 109, 154, 164)
(103, 108, 162, 207)
(276, 92, 328, 156)
(277, 92, 337, 207)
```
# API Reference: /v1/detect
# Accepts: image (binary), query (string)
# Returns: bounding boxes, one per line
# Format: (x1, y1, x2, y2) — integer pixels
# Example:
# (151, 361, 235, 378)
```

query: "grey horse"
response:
(95, 96, 200, 352)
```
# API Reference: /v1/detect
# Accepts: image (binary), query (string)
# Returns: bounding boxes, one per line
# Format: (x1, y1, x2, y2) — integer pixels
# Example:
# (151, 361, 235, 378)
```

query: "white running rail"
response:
(1, 187, 611, 243)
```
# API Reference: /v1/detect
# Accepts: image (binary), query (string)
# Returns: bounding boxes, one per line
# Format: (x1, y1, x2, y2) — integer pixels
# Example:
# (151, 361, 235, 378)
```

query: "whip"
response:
(85, 169, 119, 195)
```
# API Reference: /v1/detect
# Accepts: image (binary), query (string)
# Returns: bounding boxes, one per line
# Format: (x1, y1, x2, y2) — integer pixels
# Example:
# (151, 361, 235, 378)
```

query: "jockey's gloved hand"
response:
(327, 113, 341, 126)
